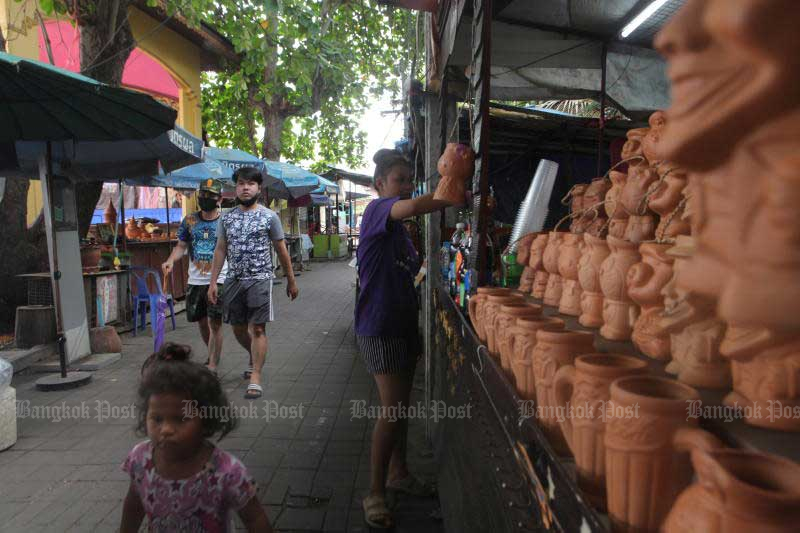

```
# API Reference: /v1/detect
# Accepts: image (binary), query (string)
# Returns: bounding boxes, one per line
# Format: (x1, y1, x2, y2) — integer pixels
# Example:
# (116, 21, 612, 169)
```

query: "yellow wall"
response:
(1, 0, 206, 222)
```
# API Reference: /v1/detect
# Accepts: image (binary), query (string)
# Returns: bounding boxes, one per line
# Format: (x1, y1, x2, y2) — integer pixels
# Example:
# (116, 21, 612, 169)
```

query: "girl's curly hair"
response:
(136, 343, 236, 440)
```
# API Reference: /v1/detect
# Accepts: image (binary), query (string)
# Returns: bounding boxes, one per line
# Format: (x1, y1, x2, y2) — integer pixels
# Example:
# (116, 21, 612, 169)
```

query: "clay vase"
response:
(508, 318, 565, 399)
(516, 232, 538, 266)
(529, 233, 550, 298)
(531, 329, 595, 456)
(542, 231, 565, 307)
(481, 294, 525, 349)
(493, 303, 543, 372)
(519, 267, 534, 293)
(569, 184, 588, 233)
(581, 178, 611, 237)
(627, 242, 674, 360)
(663, 445, 800, 533)
(599, 236, 641, 341)
(103, 201, 117, 226)
(553, 354, 648, 510)
(468, 288, 519, 342)
(557, 233, 583, 316)
(434, 143, 474, 204)
(605, 376, 707, 533)
(620, 164, 658, 244)
(606, 171, 630, 239)
(659, 236, 731, 389)
(578, 233, 611, 328)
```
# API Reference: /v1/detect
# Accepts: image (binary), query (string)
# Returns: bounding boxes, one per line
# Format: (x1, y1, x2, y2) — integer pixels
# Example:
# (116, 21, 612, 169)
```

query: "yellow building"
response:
(0, 0, 237, 223)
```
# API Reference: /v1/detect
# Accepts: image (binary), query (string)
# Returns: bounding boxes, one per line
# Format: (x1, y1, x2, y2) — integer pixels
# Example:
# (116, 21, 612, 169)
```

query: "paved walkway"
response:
(2, 261, 442, 532)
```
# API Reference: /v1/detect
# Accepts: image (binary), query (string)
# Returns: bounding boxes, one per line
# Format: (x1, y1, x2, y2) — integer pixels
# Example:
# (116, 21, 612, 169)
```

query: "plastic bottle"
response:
(451, 223, 466, 248)
(440, 241, 452, 278)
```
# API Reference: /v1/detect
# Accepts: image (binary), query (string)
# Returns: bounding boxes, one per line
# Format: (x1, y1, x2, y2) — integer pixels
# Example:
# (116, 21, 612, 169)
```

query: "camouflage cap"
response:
(199, 178, 223, 195)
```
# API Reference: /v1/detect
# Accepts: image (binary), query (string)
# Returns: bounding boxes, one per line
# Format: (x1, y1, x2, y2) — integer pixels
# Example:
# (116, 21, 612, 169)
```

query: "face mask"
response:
(198, 198, 218, 212)
(238, 194, 259, 207)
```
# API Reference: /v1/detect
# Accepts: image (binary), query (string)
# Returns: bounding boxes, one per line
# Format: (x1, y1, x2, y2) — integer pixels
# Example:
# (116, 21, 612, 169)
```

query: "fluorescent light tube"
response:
(621, 0, 671, 38)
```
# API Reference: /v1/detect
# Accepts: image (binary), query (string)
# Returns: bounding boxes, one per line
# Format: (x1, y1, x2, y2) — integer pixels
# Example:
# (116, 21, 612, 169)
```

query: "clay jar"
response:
(515, 232, 538, 266)
(557, 233, 583, 316)
(663, 446, 800, 533)
(519, 267, 534, 293)
(468, 288, 519, 342)
(581, 178, 611, 237)
(529, 233, 550, 298)
(493, 302, 543, 369)
(569, 184, 588, 233)
(578, 233, 611, 328)
(599, 236, 641, 341)
(648, 167, 690, 241)
(531, 329, 595, 456)
(508, 318, 565, 399)
(481, 293, 525, 349)
(434, 143, 474, 204)
(604, 376, 705, 533)
(542, 231, 565, 306)
(605, 171, 629, 239)
(627, 242, 674, 360)
(620, 165, 658, 244)
(553, 354, 648, 510)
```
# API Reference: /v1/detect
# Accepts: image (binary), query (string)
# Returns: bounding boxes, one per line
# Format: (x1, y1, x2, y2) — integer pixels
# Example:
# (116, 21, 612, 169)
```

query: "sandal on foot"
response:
(386, 475, 437, 497)
(362, 494, 393, 529)
(206, 366, 218, 377)
(244, 383, 262, 399)
(242, 366, 253, 379)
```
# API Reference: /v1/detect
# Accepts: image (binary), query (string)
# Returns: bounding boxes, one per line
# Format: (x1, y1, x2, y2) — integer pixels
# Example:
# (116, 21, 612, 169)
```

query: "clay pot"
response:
(659, 236, 731, 389)
(649, 167, 690, 241)
(515, 232, 538, 266)
(581, 178, 611, 238)
(529, 233, 550, 298)
(620, 164, 658, 244)
(569, 184, 589, 233)
(553, 354, 648, 510)
(663, 445, 800, 533)
(578, 233, 611, 328)
(434, 143, 474, 204)
(627, 242, 674, 360)
(493, 303, 543, 372)
(606, 171, 629, 239)
(605, 376, 706, 533)
(599, 236, 641, 341)
(557, 233, 583, 316)
(542, 231, 565, 306)
(468, 287, 518, 342)
(125, 218, 142, 240)
(508, 318, 565, 399)
(103, 201, 117, 226)
(480, 293, 525, 348)
(519, 267, 534, 293)
(531, 329, 595, 455)
(89, 326, 122, 354)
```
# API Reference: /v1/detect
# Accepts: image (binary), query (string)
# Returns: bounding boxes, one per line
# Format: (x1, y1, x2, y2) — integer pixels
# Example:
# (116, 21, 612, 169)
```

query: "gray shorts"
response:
(222, 279, 274, 325)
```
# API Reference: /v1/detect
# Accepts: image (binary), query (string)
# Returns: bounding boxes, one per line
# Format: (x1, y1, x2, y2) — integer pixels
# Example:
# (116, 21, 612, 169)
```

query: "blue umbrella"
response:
(204, 146, 287, 197)
(126, 157, 234, 190)
(263, 160, 327, 199)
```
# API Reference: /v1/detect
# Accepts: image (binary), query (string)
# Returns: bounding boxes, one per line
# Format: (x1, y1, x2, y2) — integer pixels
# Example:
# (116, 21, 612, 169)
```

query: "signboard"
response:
(167, 127, 203, 159)
(96, 275, 118, 324)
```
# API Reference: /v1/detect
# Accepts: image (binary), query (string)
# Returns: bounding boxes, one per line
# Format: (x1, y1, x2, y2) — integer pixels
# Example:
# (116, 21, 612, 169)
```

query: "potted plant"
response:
(117, 251, 132, 269)
(98, 252, 114, 271)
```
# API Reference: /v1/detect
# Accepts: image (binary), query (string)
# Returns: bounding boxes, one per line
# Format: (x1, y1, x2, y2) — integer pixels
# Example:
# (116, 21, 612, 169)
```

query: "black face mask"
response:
(198, 198, 218, 212)
(238, 194, 259, 207)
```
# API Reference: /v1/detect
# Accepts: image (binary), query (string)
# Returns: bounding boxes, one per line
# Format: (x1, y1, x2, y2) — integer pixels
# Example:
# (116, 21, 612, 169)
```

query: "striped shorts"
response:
(357, 334, 421, 375)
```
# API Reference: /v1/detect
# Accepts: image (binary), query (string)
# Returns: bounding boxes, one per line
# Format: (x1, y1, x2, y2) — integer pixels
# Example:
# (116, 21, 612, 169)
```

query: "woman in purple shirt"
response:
(356, 149, 459, 528)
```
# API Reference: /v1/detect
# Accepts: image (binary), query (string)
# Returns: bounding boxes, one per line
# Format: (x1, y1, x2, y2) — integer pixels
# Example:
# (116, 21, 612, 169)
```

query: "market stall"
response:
(407, 1, 800, 532)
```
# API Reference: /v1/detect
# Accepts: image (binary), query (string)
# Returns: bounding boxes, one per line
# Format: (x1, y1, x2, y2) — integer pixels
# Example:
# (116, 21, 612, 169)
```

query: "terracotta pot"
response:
(529, 234, 550, 298)
(599, 236, 641, 341)
(557, 233, 583, 316)
(553, 354, 648, 510)
(664, 445, 800, 533)
(656, 236, 730, 389)
(516, 232, 538, 266)
(434, 143, 474, 204)
(89, 326, 122, 354)
(606, 171, 630, 239)
(103, 201, 117, 226)
(569, 184, 589, 233)
(519, 267, 534, 293)
(542, 231, 565, 306)
(624, 214, 657, 244)
(531, 329, 595, 456)
(493, 303, 543, 371)
(125, 218, 142, 240)
(578, 233, 610, 328)
(481, 294, 525, 348)
(468, 287, 518, 342)
(581, 178, 611, 238)
(627, 242, 674, 360)
(605, 376, 705, 533)
(508, 318, 565, 399)
(649, 167, 690, 241)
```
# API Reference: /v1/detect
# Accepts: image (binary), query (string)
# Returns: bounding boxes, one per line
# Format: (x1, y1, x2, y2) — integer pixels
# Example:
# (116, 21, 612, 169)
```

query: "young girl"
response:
(120, 343, 272, 532)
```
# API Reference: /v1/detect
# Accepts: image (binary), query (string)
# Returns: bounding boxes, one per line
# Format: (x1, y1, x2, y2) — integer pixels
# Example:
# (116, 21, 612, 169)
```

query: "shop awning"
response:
(310, 193, 331, 206)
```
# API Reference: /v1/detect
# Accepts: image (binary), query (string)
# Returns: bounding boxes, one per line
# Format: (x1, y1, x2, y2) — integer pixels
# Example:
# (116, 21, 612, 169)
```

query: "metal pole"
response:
(119, 179, 127, 252)
(164, 186, 174, 290)
(597, 42, 608, 177)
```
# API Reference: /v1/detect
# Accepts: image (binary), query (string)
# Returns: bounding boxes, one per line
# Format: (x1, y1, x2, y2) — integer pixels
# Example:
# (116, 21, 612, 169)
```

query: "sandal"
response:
(244, 383, 262, 399)
(362, 494, 393, 529)
(386, 475, 437, 497)
(242, 366, 253, 379)
(206, 366, 218, 377)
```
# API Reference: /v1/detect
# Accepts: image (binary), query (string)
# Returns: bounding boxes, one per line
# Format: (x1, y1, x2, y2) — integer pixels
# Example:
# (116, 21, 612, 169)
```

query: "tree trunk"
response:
(74, 0, 136, 237)
(261, 106, 286, 161)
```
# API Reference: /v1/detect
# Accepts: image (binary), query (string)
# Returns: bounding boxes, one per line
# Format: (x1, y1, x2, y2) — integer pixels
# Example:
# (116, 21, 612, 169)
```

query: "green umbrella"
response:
(0, 52, 176, 142)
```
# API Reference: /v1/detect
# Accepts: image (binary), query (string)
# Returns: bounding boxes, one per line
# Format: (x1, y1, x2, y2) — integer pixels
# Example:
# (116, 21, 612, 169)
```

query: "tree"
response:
(202, 0, 416, 172)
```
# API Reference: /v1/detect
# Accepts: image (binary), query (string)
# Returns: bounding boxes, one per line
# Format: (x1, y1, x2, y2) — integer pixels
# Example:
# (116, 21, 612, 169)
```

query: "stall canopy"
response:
(448, 0, 684, 118)
(125, 157, 233, 190)
(323, 167, 373, 188)
(263, 160, 329, 199)
(312, 175, 339, 195)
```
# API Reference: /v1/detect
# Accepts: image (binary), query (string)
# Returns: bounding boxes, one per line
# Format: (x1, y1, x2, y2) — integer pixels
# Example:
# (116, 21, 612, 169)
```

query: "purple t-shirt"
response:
(355, 197, 420, 337)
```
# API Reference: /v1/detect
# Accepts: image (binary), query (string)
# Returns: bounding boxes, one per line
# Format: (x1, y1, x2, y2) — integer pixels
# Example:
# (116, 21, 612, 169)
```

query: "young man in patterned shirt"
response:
(209, 167, 299, 399)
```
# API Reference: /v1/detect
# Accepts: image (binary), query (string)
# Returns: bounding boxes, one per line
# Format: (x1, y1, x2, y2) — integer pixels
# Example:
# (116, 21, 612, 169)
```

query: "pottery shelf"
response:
(432, 279, 800, 533)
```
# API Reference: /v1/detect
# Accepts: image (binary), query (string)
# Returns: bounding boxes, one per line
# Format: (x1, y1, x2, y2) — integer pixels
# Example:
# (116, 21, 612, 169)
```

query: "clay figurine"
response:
(542, 231, 565, 306)
(598, 236, 641, 341)
(557, 233, 583, 316)
(627, 242, 674, 360)
(434, 143, 475, 204)
(578, 233, 610, 328)
(606, 128, 649, 239)
(529, 233, 550, 298)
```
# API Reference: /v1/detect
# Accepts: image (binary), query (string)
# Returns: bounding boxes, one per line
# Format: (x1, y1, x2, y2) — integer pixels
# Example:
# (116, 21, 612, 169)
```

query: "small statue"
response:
(434, 143, 475, 204)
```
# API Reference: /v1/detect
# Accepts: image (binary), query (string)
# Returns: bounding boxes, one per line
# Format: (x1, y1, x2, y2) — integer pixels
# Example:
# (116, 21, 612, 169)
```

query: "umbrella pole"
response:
(164, 186, 174, 291)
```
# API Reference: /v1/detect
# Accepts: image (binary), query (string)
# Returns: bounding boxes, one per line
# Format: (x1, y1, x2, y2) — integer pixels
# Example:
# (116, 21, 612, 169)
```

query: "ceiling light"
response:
(620, 0, 671, 38)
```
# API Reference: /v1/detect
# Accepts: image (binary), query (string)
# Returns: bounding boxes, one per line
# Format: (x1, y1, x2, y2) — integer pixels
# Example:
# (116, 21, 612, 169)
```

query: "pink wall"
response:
(38, 21, 180, 100)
